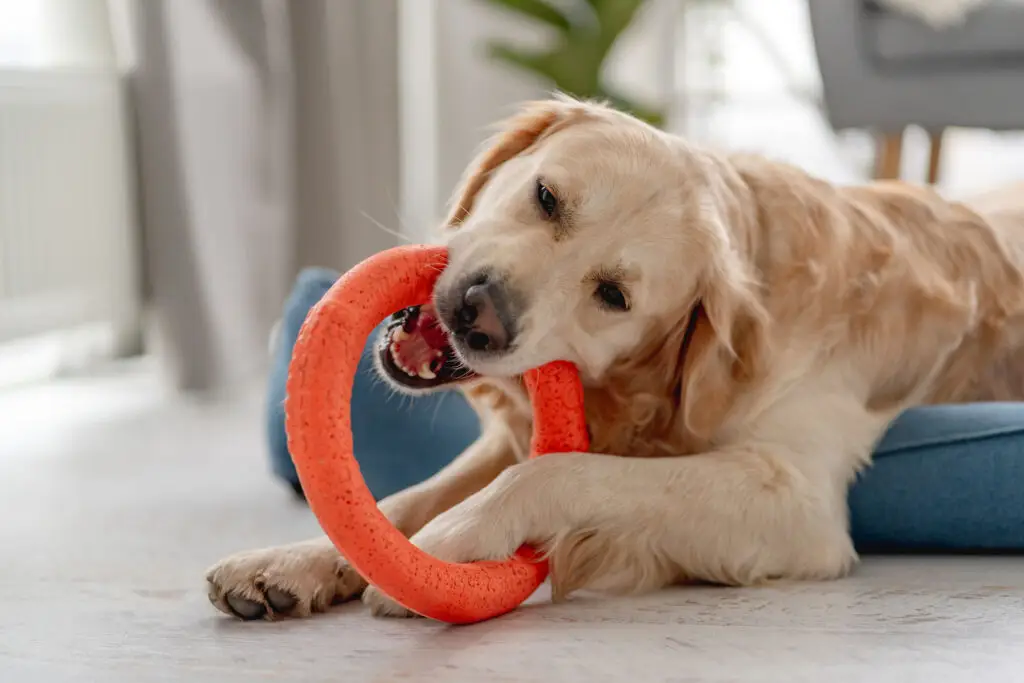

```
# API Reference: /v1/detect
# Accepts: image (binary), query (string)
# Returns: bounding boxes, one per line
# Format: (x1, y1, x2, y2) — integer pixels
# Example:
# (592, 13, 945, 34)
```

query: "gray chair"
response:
(808, 1, 1024, 182)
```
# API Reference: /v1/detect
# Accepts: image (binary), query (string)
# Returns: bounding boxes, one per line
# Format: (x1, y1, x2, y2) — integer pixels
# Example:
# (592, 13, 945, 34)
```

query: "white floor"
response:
(2, 362, 1024, 682)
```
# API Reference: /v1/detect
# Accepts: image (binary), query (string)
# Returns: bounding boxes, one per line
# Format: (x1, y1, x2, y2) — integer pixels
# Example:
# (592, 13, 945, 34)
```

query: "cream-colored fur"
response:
(208, 97, 1024, 620)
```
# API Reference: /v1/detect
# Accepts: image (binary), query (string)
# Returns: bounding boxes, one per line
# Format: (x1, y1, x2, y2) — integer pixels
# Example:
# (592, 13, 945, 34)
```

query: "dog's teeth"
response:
(389, 343, 414, 376)
(393, 328, 409, 342)
(418, 362, 436, 380)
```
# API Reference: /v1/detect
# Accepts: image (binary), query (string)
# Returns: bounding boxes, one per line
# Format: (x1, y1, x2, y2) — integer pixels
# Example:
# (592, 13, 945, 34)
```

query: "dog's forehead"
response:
(539, 139, 677, 213)
(542, 124, 664, 173)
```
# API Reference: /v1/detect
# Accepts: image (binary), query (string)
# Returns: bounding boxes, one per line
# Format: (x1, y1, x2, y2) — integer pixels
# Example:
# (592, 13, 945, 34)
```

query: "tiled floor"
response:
(2, 363, 1024, 682)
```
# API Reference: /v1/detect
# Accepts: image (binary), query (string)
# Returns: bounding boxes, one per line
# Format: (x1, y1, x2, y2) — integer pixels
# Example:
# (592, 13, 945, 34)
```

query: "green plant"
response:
(481, 0, 665, 127)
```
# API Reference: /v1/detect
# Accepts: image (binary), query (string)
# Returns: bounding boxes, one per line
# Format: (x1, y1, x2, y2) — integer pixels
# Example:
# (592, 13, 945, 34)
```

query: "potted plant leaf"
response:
(481, 0, 665, 127)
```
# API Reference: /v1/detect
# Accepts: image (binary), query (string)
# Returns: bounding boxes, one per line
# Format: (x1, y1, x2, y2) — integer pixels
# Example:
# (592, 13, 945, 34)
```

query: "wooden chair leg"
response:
(926, 129, 944, 185)
(875, 130, 904, 180)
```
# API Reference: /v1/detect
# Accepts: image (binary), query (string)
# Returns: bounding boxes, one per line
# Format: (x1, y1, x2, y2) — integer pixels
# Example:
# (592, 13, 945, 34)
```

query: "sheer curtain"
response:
(129, 0, 400, 391)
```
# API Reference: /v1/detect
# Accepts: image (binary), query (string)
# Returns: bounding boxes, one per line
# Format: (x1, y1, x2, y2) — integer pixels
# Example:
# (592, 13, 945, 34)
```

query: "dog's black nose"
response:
(452, 277, 511, 352)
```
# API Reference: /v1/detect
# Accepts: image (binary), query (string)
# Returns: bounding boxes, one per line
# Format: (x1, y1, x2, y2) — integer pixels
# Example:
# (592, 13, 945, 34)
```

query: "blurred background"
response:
(2, 0, 1024, 400)
(1, 0, 1024, 496)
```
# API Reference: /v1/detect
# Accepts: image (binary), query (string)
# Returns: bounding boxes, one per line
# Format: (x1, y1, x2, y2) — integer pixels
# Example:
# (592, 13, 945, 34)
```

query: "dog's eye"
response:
(536, 180, 557, 218)
(595, 281, 629, 311)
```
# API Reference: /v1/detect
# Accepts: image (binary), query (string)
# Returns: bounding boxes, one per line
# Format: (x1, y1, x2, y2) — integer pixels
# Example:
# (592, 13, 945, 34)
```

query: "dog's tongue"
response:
(391, 305, 449, 376)
(414, 306, 449, 349)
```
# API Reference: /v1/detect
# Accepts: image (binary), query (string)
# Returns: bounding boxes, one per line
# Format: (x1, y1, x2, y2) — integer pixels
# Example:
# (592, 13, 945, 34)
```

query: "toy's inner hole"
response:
(376, 304, 478, 391)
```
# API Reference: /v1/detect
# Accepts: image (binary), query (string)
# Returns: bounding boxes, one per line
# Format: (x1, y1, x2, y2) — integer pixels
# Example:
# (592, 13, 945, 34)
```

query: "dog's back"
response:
(955, 183, 1024, 402)
(966, 183, 1024, 250)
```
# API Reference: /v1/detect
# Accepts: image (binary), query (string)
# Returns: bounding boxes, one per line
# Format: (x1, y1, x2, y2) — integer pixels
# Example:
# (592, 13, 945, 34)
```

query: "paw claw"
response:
(363, 585, 418, 619)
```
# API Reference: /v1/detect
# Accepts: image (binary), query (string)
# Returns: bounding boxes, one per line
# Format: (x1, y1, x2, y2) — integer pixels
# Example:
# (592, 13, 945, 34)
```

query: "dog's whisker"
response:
(384, 187, 419, 239)
(360, 211, 414, 245)
(429, 392, 450, 429)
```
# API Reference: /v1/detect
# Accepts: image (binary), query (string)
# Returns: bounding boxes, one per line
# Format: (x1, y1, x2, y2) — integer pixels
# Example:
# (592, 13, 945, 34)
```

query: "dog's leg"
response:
(365, 392, 891, 617)
(364, 446, 859, 618)
(207, 426, 518, 620)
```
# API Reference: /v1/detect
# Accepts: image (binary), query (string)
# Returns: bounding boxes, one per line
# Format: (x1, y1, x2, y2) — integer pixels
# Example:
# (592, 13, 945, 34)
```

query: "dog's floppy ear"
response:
(445, 97, 590, 226)
(678, 205, 770, 441)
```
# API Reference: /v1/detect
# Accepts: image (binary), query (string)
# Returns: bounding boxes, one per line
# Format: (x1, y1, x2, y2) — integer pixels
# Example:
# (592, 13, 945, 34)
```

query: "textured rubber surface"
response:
(285, 245, 589, 624)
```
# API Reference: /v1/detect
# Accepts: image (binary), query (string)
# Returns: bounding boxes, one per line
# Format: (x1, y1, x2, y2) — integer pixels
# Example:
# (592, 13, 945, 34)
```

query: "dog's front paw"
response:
(206, 539, 366, 620)
(361, 472, 535, 620)
(360, 515, 518, 619)
(411, 490, 524, 565)
(362, 585, 417, 618)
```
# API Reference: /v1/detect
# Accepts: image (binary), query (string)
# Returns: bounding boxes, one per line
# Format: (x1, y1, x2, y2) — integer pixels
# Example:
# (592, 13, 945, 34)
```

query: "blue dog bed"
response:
(268, 268, 1024, 552)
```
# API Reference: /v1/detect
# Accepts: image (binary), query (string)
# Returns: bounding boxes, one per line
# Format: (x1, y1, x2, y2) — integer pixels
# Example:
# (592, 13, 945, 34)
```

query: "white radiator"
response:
(0, 67, 140, 348)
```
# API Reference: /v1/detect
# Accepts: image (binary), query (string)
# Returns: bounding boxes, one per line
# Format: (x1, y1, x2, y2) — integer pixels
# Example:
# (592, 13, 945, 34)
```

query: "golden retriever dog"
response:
(207, 96, 1024, 620)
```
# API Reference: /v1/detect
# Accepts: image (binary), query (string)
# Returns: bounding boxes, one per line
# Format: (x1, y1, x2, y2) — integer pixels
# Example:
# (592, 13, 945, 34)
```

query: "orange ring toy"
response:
(285, 244, 589, 624)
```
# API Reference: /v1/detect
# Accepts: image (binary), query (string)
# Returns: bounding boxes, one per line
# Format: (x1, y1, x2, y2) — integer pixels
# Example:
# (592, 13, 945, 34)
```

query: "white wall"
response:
(400, 0, 545, 238)
(0, 0, 117, 68)
(0, 0, 140, 354)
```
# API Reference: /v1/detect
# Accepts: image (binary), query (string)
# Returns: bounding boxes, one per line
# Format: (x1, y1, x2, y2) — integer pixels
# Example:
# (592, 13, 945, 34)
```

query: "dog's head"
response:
(378, 97, 767, 439)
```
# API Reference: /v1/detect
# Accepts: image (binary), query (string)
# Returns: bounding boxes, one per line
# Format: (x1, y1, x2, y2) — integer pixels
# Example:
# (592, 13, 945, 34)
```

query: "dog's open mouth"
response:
(377, 304, 477, 391)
